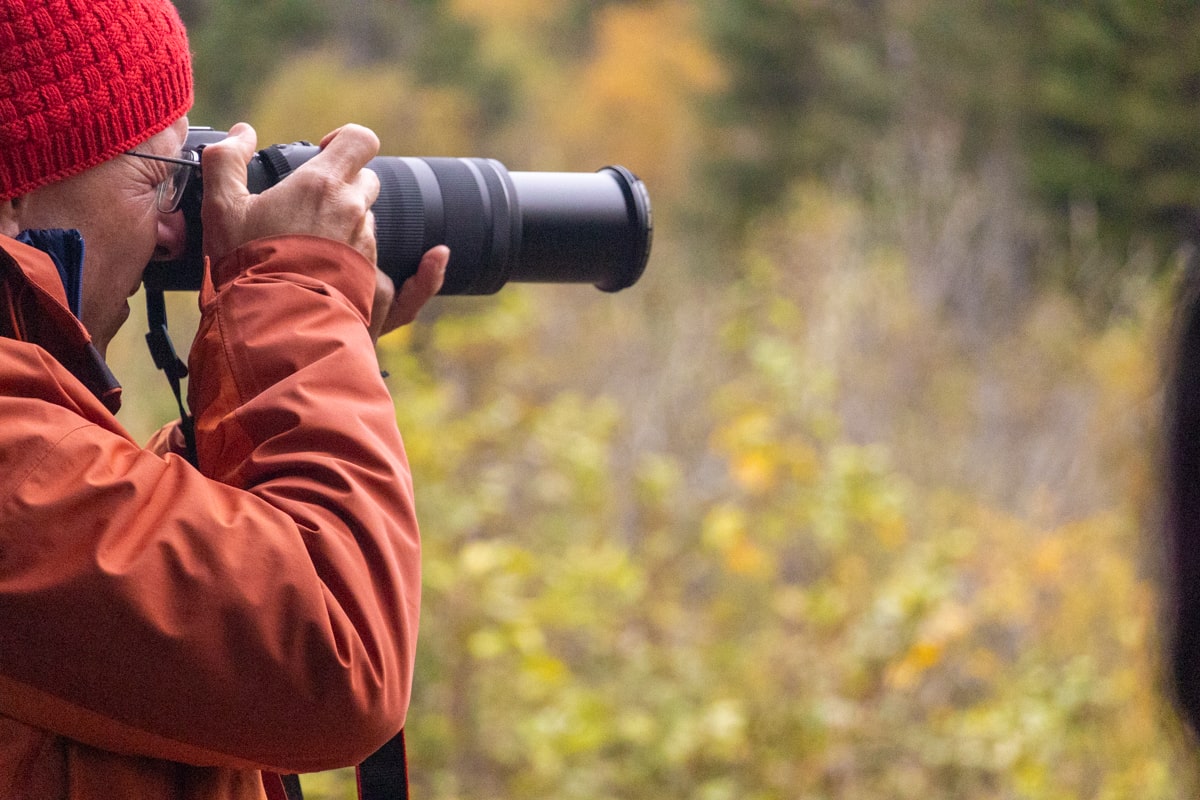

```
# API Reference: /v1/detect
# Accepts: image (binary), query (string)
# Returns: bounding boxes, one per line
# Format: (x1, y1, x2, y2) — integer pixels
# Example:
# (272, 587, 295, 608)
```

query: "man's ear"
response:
(0, 197, 20, 238)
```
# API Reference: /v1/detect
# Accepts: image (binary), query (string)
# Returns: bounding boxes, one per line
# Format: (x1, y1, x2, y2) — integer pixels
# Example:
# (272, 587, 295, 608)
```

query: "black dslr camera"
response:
(140, 127, 652, 461)
(143, 127, 653, 296)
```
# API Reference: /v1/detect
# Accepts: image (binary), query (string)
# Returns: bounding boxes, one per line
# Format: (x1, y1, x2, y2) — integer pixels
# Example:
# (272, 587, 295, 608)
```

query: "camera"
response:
(143, 127, 653, 295)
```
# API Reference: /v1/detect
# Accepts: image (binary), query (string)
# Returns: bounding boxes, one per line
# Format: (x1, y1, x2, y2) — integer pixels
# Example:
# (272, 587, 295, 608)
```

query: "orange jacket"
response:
(0, 235, 421, 799)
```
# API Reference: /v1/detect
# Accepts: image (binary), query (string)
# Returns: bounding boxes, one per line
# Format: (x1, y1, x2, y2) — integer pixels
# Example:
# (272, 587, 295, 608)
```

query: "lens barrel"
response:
(143, 128, 652, 295)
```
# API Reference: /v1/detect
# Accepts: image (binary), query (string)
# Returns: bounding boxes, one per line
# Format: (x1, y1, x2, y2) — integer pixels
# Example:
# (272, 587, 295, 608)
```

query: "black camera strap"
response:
(144, 284, 197, 466)
(268, 730, 410, 799)
(357, 729, 410, 799)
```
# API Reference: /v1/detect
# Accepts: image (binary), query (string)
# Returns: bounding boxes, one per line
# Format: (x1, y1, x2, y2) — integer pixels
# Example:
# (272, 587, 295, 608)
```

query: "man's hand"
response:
(200, 122, 381, 271)
(370, 245, 449, 342)
(201, 122, 446, 333)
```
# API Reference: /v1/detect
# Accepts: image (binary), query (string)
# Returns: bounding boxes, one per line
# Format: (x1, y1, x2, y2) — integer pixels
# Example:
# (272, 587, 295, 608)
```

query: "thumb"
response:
(200, 123, 258, 268)
(201, 123, 257, 210)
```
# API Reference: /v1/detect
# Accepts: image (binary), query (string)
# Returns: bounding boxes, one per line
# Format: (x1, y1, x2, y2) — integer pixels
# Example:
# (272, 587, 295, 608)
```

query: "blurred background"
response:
(108, 1, 1200, 797)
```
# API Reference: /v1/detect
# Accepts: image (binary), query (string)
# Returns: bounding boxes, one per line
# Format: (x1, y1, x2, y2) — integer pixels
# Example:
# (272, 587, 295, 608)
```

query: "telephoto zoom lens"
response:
(367, 154, 652, 294)
(143, 128, 653, 296)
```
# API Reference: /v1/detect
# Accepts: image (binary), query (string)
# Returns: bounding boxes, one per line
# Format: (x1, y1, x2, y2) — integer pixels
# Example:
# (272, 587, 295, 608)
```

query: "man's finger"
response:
(357, 167, 381, 208)
(307, 124, 380, 181)
(407, 246, 449, 300)
(383, 246, 449, 332)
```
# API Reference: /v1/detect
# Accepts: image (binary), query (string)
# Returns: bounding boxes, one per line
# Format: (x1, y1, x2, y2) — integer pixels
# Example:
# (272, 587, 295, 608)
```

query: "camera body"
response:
(143, 127, 653, 295)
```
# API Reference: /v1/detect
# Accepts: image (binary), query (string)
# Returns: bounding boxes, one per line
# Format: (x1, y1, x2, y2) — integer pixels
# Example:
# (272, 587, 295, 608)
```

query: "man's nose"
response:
(152, 209, 187, 261)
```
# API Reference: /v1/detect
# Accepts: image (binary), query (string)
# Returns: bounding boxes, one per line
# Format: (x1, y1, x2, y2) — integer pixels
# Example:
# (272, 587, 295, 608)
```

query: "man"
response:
(0, 0, 448, 797)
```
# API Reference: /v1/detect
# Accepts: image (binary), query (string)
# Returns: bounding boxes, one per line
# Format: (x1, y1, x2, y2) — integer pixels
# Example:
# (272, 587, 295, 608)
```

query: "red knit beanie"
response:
(0, 0, 193, 201)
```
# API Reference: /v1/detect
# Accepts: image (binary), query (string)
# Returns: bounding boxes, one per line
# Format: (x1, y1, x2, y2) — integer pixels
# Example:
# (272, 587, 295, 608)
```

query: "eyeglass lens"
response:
(157, 152, 198, 213)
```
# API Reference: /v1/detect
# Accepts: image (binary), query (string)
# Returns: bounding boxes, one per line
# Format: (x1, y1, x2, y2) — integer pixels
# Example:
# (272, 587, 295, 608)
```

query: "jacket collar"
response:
(2, 234, 76, 311)
(16, 229, 84, 318)
(0, 236, 122, 412)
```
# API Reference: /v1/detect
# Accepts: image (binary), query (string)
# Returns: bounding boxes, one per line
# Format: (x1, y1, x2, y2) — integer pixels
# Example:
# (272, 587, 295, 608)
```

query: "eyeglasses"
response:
(122, 149, 200, 213)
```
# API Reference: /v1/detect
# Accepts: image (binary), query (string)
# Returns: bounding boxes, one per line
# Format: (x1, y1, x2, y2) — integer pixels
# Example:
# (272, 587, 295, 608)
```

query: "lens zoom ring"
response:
(424, 158, 488, 294)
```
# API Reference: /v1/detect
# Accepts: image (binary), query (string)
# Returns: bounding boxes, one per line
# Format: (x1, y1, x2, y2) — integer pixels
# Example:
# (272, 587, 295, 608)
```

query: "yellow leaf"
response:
(725, 537, 770, 577)
(731, 450, 777, 494)
(887, 641, 944, 689)
(702, 504, 746, 551)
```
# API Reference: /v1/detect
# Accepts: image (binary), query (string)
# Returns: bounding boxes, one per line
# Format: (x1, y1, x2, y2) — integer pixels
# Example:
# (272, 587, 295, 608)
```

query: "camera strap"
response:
(266, 730, 410, 799)
(357, 729, 410, 799)
(144, 284, 198, 465)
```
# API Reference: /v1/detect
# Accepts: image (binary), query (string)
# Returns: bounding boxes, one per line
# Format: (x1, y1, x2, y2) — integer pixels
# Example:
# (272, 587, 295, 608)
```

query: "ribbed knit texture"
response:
(0, 0, 193, 201)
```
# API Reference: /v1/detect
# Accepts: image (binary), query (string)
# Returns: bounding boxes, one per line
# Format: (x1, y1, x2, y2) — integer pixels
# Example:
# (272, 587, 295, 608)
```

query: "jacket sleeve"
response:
(0, 235, 420, 774)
